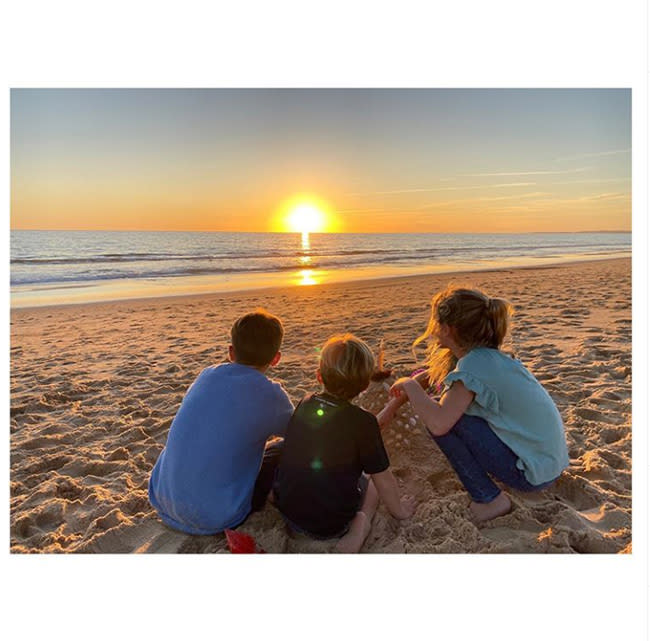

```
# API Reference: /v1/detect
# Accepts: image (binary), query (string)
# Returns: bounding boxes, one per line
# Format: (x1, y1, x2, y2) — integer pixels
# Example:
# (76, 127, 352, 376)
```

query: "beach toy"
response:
(370, 339, 393, 381)
(224, 529, 266, 554)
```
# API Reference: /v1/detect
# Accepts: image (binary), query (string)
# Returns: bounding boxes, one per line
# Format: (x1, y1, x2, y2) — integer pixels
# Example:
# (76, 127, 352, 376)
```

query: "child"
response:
(148, 309, 294, 535)
(389, 286, 569, 522)
(273, 334, 416, 553)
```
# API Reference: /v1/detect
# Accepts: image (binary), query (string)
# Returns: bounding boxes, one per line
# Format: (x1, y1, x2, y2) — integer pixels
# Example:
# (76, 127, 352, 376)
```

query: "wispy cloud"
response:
(550, 176, 630, 185)
(494, 193, 630, 208)
(348, 187, 447, 196)
(491, 182, 538, 188)
(416, 191, 549, 210)
(347, 182, 536, 196)
(577, 192, 628, 202)
(416, 191, 629, 211)
(553, 149, 631, 162)
(475, 192, 550, 202)
(337, 207, 407, 215)
(465, 167, 592, 177)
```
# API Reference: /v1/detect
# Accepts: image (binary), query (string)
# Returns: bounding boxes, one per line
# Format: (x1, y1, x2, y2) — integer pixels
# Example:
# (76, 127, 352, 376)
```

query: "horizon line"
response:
(9, 228, 632, 235)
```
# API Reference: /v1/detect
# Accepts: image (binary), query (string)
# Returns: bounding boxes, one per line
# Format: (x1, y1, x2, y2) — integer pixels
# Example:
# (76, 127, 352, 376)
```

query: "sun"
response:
(273, 194, 336, 234)
(287, 203, 325, 234)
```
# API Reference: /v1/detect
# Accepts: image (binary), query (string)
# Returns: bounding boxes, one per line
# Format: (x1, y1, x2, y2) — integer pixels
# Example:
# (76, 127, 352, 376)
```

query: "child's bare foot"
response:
(334, 511, 371, 553)
(470, 492, 512, 522)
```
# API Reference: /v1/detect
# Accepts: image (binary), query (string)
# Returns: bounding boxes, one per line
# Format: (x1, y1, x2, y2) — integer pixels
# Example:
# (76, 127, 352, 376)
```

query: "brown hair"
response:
(319, 334, 375, 400)
(413, 286, 513, 386)
(230, 308, 284, 367)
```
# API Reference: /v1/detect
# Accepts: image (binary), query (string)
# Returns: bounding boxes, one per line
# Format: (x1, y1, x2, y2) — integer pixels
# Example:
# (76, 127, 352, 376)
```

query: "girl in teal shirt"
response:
(390, 286, 569, 522)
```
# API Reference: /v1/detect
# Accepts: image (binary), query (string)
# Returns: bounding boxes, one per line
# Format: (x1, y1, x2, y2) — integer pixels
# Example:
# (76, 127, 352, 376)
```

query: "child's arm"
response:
(389, 378, 474, 436)
(370, 469, 416, 519)
(375, 395, 407, 429)
(412, 369, 432, 390)
(375, 371, 433, 428)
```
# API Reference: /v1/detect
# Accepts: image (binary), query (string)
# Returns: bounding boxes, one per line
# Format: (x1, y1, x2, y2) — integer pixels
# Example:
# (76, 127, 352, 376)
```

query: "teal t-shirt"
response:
(444, 347, 569, 485)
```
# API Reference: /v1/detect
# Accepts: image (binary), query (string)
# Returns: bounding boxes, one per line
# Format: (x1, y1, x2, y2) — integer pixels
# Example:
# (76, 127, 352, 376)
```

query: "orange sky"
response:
(11, 89, 631, 233)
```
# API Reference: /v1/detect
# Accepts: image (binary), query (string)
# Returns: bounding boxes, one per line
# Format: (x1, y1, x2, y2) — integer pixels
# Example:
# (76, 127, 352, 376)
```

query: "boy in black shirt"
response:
(273, 334, 416, 553)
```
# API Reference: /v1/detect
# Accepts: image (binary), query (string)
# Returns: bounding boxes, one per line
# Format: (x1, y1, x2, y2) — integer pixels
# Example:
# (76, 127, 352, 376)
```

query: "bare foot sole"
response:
(470, 492, 512, 523)
(334, 512, 371, 554)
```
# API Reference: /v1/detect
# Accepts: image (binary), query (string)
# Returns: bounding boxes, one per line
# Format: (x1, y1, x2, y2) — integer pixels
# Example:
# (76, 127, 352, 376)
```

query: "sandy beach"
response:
(9, 257, 632, 554)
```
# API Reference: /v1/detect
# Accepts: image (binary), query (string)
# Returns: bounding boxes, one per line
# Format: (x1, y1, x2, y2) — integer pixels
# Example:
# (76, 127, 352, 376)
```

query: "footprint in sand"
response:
(20, 454, 72, 476)
(552, 474, 603, 511)
(599, 427, 627, 445)
(18, 435, 66, 451)
(65, 459, 123, 478)
(107, 447, 130, 461)
(596, 449, 627, 470)
(574, 407, 617, 424)
(529, 501, 564, 524)
(55, 478, 84, 501)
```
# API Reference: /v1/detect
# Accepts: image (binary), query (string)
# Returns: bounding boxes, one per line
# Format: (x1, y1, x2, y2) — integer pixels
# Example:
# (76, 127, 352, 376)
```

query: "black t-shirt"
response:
(273, 392, 390, 537)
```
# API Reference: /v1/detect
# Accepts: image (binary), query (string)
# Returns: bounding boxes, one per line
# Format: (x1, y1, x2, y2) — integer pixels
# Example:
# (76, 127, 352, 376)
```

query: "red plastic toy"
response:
(224, 529, 266, 553)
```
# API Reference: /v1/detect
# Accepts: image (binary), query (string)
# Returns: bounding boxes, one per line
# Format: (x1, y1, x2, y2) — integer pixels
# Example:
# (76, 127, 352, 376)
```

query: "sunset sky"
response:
(11, 88, 631, 233)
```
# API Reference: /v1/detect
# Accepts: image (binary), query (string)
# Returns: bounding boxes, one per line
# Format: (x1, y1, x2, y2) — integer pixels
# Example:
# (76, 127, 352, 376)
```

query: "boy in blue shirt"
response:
(148, 309, 294, 535)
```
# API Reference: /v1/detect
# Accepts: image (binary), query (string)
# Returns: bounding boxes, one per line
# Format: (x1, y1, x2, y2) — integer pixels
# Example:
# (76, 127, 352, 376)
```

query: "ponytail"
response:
(486, 297, 511, 347)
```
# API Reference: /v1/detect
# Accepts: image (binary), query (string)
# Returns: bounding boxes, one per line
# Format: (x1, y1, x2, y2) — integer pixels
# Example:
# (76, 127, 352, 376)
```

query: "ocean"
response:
(10, 231, 631, 308)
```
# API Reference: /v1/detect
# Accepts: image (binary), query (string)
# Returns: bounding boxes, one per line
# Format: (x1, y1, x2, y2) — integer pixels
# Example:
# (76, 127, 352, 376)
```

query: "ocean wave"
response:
(10, 246, 409, 266)
(10, 230, 631, 289)
(10, 247, 630, 287)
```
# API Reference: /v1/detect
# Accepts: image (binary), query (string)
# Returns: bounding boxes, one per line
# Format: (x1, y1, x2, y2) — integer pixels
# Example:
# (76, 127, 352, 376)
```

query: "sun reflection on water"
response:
(296, 231, 318, 285)
(298, 269, 318, 286)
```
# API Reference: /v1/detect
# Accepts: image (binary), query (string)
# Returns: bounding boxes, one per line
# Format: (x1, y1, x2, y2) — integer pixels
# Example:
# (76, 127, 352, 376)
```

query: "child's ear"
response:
(228, 345, 235, 362)
(316, 369, 323, 384)
(270, 351, 281, 367)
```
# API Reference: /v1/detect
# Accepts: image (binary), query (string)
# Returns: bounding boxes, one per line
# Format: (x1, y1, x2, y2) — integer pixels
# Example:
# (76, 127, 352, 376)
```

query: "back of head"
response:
(231, 308, 284, 367)
(414, 286, 513, 385)
(319, 333, 375, 400)
(433, 287, 512, 350)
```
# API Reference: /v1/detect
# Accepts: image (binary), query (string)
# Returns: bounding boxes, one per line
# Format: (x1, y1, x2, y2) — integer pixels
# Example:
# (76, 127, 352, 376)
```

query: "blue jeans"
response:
(430, 415, 555, 503)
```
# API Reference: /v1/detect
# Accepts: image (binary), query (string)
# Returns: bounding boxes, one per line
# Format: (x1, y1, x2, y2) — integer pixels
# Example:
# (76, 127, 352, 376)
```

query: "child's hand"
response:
(389, 377, 413, 399)
(396, 495, 417, 520)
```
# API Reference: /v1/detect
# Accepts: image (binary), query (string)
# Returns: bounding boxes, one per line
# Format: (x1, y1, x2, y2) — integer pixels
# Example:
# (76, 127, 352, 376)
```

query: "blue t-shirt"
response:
(444, 347, 569, 485)
(148, 362, 294, 534)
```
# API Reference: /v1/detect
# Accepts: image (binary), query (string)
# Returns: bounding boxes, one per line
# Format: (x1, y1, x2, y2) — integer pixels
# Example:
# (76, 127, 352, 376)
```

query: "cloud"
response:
(475, 191, 550, 202)
(553, 149, 631, 162)
(416, 191, 629, 211)
(346, 181, 536, 196)
(466, 167, 592, 177)
(550, 177, 630, 185)
(491, 182, 537, 188)
(578, 192, 628, 201)
(336, 207, 407, 215)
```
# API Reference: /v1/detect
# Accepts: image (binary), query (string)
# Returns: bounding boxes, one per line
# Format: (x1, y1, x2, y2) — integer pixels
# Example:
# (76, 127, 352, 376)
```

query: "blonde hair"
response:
(319, 333, 375, 400)
(413, 286, 513, 386)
